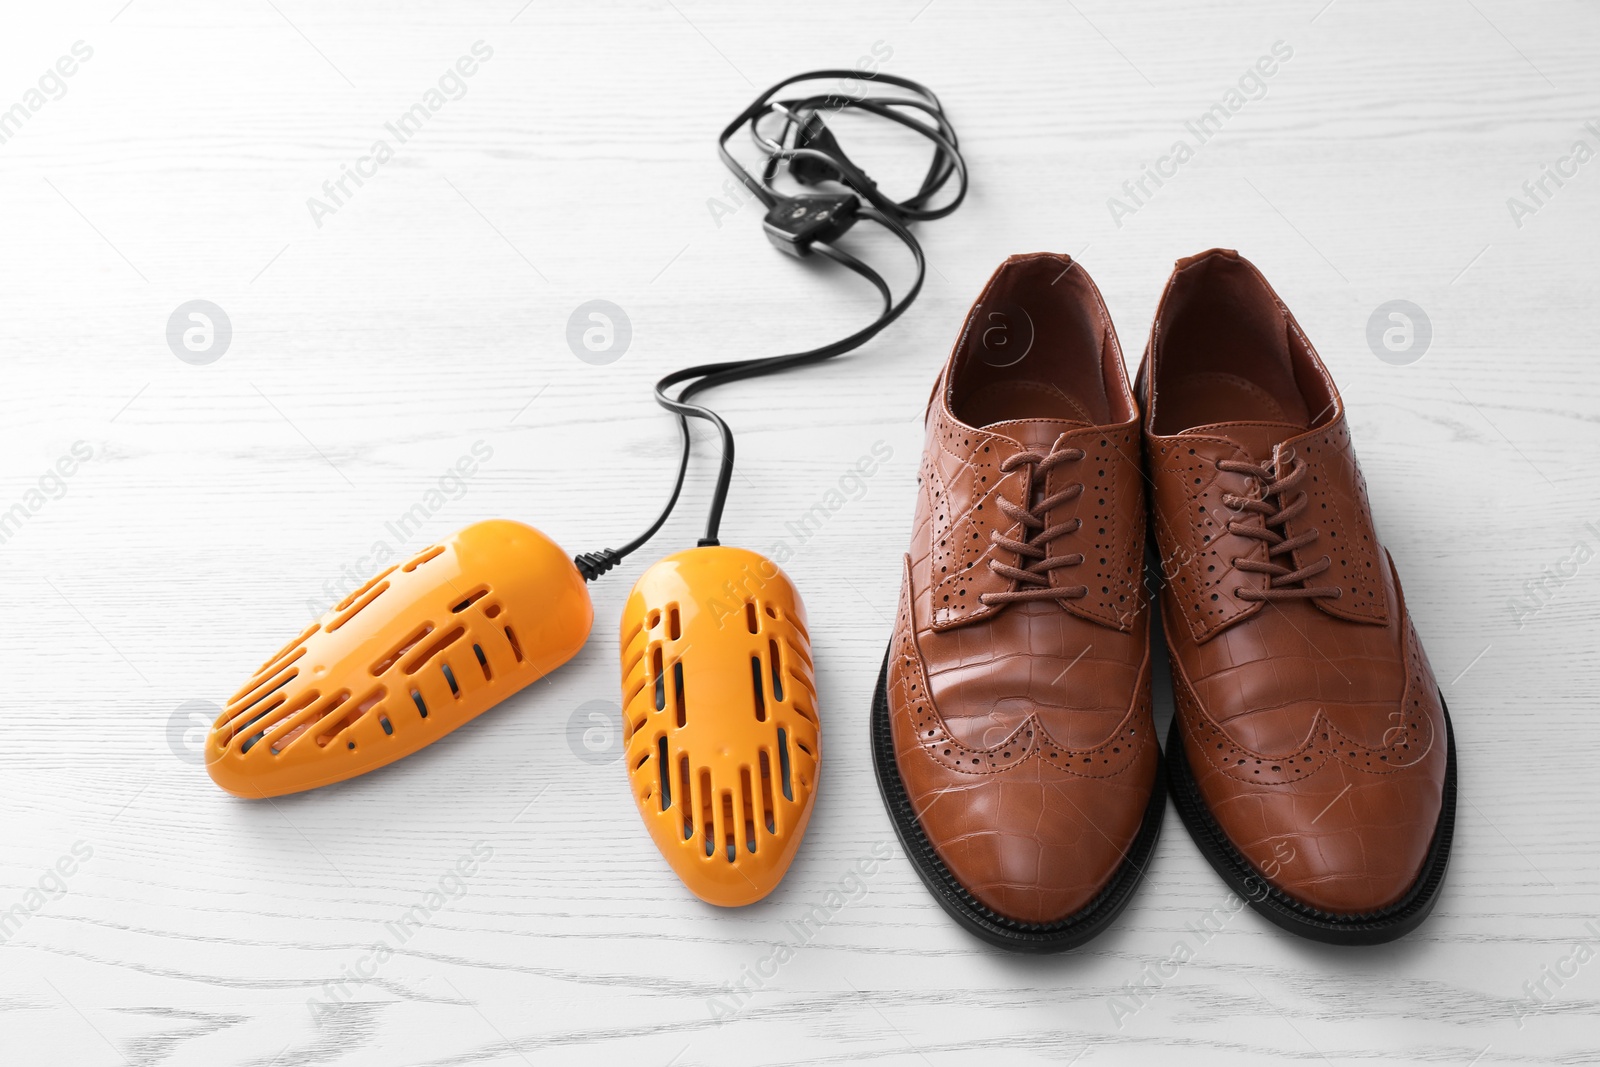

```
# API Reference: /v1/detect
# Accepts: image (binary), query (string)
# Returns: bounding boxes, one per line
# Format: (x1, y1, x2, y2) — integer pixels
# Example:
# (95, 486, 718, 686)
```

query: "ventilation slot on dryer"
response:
(312, 691, 359, 748)
(744, 601, 759, 634)
(721, 792, 736, 863)
(504, 625, 524, 662)
(441, 663, 460, 697)
(236, 624, 316, 700)
(402, 626, 465, 675)
(372, 623, 433, 676)
(750, 656, 766, 722)
(232, 647, 306, 708)
(269, 689, 356, 753)
(239, 688, 317, 755)
(777, 728, 793, 801)
(768, 640, 784, 701)
(228, 666, 298, 720)
(679, 755, 693, 840)
(621, 643, 646, 708)
(358, 690, 388, 720)
(220, 668, 298, 744)
(472, 643, 491, 681)
(699, 769, 714, 857)
(652, 646, 665, 711)
(450, 586, 489, 613)
(219, 681, 291, 748)
(759, 750, 776, 832)
(673, 662, 687, 729)
(401, 544, 444, 572)
(740, 767, 757, 853)
(657, 736, 671, 811)
(329, 578, 391, 632)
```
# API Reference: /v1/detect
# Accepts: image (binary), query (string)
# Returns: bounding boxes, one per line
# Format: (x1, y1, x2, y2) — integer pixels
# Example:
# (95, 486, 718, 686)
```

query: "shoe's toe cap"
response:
(1213, 766, 1444, 916)
(904, 741, 1157, 926)
(1260, 771, 1452, 915)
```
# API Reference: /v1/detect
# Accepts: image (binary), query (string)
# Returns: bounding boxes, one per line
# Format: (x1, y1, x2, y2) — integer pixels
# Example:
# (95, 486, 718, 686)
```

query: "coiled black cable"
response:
(575, 70, 967, 581)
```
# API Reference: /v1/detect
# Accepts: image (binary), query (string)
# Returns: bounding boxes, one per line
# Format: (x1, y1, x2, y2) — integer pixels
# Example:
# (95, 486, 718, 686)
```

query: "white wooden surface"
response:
(2, 1, 1597, 1064)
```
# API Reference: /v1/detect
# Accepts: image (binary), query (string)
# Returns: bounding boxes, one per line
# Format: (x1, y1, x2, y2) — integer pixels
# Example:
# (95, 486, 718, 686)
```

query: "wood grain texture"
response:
(1, 0, 1597, 1063)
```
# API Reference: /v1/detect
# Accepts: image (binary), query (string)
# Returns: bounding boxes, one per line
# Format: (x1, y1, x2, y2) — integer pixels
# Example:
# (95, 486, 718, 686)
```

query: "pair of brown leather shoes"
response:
(873, 249, 1455, 950)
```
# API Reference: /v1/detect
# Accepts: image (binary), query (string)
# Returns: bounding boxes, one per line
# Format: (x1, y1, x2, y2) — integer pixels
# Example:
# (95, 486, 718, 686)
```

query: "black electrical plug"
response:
(788, 111, 848, 186)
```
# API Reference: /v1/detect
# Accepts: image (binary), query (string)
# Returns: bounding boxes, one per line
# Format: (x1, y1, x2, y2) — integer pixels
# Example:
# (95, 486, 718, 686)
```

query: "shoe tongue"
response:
(1180, 420, 1304, 461)
(984, 418, 1089, 452)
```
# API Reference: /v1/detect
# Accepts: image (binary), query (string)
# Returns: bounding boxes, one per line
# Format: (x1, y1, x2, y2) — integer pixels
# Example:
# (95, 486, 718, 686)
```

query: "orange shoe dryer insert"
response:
(621, 547, 820, 906)
(206, 520, 591, 799)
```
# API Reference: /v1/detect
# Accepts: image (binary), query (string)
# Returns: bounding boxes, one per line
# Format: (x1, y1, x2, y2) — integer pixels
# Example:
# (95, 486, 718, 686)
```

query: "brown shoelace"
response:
(1217, 445, 1342, 602)
(979, 445, 1088, 606)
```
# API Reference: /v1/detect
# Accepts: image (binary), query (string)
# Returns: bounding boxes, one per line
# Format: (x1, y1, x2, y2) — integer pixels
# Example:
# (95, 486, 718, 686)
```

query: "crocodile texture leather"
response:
(1142, 249, 1448, 916)
(885, 253, 1159, 925)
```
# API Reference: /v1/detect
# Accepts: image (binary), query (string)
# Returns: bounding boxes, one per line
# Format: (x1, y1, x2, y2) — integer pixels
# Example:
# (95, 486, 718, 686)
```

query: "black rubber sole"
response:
(1166, 697, 1457, 946)
(871, 646, 1165, 953)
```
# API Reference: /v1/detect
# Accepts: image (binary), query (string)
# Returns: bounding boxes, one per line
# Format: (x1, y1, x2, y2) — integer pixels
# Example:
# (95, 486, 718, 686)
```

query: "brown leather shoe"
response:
(872, 253, 1163, 952)
(1140, 248, 1455, 944)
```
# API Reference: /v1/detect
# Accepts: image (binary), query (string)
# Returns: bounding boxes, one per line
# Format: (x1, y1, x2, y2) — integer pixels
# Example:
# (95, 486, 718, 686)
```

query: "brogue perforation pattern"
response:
(1288, 417, 1388, 625)
(1053, 422, 1145, 630)
(1148, 435, 1266, 640)
(1175, 608, 1437, 786)
(890, 561, 1148, 779)
(922, 402, 1027, 629)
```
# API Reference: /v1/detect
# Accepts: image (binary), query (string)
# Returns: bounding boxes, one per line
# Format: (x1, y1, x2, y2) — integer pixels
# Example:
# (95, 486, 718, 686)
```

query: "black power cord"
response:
(574, 70, 967, 582)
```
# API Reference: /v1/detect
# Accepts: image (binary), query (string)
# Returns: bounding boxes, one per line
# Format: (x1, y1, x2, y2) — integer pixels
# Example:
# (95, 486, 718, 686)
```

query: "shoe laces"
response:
(1217, 445, 1343, 602)
(979, 445, 1088, 606)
